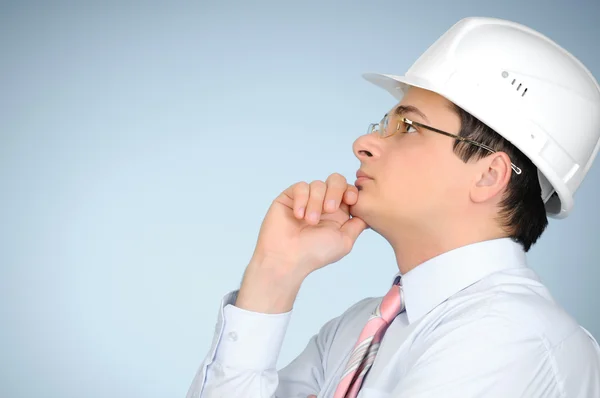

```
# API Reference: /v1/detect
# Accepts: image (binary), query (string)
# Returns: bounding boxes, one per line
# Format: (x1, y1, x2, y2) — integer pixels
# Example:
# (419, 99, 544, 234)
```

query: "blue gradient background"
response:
(1, 1, 599, 397)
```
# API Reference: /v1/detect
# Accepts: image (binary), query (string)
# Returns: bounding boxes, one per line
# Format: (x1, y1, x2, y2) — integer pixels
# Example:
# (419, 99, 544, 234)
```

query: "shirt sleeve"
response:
(392, 314, 576, 398)
(185, 289, 291, 397)
(551, 325, 600, 397)
(185, 289, 350, 398)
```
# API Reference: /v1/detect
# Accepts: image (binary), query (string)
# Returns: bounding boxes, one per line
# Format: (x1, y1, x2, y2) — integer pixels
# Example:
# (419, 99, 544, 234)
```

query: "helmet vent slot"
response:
(503, 72, 528, 97)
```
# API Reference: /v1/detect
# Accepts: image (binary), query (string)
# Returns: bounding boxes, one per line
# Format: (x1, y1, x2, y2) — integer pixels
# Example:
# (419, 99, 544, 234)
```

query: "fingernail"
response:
(297, 207, 305, 218)
(308, 211, 319, 222)
(326, 199, 335, 211)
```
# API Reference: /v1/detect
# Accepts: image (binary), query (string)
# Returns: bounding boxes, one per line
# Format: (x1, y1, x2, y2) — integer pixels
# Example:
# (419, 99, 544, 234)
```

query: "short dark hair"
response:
(451, 104, 548, 252)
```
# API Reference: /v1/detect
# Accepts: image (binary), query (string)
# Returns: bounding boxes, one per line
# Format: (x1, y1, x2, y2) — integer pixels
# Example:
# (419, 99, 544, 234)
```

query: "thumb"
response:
(340, 215, 368, 245)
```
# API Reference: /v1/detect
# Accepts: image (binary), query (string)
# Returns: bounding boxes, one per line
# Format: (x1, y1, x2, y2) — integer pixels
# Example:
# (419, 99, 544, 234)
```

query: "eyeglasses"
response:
(367, 114, 522, 175)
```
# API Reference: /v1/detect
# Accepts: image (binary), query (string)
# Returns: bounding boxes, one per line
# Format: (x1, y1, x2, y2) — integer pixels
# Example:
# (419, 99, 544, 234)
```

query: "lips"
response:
(355, 170, 373, 187)
(356, 170, 372, 179)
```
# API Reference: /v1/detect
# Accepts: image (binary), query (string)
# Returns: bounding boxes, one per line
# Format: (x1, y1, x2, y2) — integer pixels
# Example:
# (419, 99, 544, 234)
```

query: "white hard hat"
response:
(364, 17, 600, 219)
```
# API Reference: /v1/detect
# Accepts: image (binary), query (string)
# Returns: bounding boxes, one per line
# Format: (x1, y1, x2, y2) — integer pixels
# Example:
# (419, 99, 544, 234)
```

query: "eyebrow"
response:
(392, 105, 430, 123)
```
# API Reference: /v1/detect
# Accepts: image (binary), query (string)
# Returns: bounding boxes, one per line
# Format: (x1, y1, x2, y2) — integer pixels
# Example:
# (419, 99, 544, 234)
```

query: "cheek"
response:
(379, 149, 435, 204)
(379, 146, 463, 211)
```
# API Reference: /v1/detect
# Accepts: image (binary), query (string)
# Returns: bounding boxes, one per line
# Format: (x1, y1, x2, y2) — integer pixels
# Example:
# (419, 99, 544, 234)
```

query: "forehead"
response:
(388, 86, 456, 120)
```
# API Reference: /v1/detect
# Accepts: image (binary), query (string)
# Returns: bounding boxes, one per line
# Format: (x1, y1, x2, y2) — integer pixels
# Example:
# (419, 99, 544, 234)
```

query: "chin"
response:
(349, 194, 369, 219)
(349, 200, 378, 233)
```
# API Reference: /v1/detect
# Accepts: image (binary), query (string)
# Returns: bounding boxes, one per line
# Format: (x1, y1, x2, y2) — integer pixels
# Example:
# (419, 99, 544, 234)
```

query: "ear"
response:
(470, 152, 512, 204)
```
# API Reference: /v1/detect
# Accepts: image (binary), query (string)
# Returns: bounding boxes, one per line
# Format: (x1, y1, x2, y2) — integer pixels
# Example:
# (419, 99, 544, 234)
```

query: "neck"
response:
(382, 218, 508, 275)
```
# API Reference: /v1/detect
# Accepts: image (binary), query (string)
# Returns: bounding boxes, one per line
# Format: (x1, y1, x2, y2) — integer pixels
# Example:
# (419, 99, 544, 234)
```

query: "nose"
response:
(353, 132, 382, 161)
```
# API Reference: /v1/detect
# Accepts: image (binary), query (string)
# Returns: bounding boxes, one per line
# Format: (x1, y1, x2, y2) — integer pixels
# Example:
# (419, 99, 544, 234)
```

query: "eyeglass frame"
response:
(367, 114, 522, 175)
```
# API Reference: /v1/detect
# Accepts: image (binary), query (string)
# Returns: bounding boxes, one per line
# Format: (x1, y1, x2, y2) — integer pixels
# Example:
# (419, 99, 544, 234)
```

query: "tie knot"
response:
(377, 279, 405, 323)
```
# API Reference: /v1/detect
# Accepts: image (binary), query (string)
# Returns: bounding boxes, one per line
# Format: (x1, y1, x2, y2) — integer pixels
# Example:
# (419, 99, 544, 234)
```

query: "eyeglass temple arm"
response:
(405, 119, 522, 175)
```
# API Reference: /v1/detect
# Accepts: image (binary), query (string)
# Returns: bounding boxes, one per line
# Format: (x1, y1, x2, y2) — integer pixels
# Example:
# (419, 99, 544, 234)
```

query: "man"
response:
(187, 17, 600, 397)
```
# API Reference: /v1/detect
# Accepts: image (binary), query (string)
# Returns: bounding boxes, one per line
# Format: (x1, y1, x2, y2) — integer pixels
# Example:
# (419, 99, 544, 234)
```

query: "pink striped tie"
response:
(333, 276, 405, 398)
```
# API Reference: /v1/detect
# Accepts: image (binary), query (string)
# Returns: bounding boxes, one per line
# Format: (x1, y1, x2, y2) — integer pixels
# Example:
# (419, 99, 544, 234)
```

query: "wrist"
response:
(235, 256, 306, 314)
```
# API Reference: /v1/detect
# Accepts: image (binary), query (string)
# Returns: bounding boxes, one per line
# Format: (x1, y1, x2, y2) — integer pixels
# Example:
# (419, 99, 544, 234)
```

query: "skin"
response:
(349, 86, 513, 274)
(234, 86, 514, 395)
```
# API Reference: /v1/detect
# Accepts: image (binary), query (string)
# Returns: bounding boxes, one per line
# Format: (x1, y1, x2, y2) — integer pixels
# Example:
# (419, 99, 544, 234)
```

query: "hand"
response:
(235, 173, 368, 313)
(251, 172, 368, 277)
(308, 395, 317, 398)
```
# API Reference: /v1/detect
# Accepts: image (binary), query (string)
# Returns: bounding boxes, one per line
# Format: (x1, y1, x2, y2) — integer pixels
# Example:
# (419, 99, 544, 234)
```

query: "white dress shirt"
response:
(187, 238, 600, 397)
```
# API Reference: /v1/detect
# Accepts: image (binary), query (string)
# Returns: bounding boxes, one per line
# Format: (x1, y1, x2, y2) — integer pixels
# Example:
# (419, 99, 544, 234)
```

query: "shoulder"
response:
(436, 270, 588, 349)
(439, 282, 597, 353)
(403, 289, 600, 397)
(417, 286, 600, 396)
(483, 288, 595, 355)
(485, 289, 600, 382)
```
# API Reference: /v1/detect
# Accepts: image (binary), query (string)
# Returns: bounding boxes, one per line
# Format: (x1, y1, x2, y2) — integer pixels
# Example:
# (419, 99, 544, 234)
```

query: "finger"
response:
(308, 395, 317, 398)
(339, 201, 350, 215)
(305, 180, 327, 224)
(342, 184, 359, 206)
(288, 181, 309, 219)
(340, 216, 368, 248)
(323, 173, 348, 213)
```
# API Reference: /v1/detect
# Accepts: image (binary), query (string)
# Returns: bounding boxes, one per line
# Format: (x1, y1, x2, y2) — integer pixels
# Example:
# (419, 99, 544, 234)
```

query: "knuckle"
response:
(327, 173, 347, 187)
(343, 236, 355, 252)
(310, 180, 327, 191)
(294, 181, 309, 194)
(327, 172, 345, 181)
(295, 181, 309, 189)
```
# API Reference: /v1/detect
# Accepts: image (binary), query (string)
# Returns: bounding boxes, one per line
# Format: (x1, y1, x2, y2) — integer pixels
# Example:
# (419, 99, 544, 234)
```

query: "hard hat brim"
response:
(362, 73, 430, 101)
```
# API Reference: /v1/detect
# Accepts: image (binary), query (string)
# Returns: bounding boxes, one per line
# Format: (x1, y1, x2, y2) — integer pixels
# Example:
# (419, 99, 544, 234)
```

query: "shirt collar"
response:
(392, 237, 527, 324)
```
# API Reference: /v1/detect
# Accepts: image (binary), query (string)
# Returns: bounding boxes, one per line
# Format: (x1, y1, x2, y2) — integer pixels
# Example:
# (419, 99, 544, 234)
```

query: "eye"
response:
(405, 124, 418, 134)
(401, 119, 418, 134)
